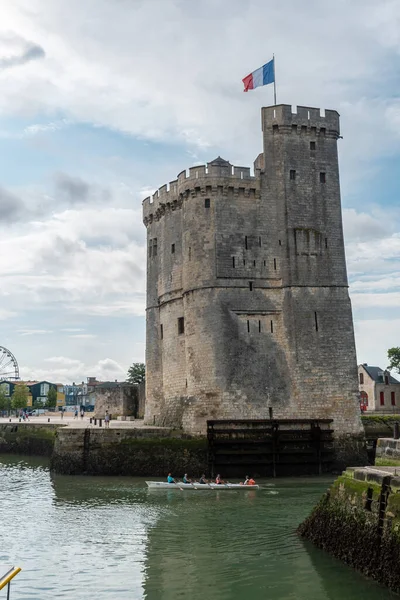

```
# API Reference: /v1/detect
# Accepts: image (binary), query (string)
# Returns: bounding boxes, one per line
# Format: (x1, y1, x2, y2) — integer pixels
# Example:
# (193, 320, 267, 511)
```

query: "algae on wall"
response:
(298, 467, 400, 593)
(51, 427, 208, 476)
(0, 424, 58, 456)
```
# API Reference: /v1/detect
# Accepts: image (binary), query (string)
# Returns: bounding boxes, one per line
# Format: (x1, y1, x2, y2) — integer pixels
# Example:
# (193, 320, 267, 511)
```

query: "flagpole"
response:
(273, 54, 277, 105)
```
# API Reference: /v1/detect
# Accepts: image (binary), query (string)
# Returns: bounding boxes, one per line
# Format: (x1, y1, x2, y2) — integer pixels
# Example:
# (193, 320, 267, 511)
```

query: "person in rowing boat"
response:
(215, 474, 225, 485)
(167, 473, 176, 484)
(199, 474, 208, 484)
(182, 473, 191, 484)
(244, 475, 256, 486)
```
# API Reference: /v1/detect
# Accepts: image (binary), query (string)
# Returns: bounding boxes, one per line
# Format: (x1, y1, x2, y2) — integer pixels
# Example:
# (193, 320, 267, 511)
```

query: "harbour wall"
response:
(298, 466, 400, 593)
(0, 418, 394, 476)
(0, 423, 59, 456)
(51, 427, 208, 476)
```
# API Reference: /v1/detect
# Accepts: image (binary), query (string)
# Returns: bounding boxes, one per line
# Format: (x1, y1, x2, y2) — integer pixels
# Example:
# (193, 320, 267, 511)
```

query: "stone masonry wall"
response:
(143, 105, 363, 452)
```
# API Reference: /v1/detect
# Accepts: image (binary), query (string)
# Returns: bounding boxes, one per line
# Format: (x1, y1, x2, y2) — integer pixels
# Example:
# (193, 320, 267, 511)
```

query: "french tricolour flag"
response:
(242, 58, 275, 92)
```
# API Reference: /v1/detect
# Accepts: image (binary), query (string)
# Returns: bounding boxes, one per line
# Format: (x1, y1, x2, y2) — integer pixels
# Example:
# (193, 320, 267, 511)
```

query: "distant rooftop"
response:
(360, 364, 400, 384)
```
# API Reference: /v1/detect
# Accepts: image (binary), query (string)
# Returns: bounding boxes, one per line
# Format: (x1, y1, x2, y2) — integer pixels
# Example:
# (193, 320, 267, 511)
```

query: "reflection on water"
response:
(0, 455, 393, 599)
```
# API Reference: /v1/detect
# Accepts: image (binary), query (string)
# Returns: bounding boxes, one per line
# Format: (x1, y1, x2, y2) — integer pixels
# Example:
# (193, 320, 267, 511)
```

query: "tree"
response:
(46, 386, 57, 409)
(0, 388, 9, 414)
(11, 384, 29, 411)
(126, 363, 145, 384)
(388, 348, 400, 374)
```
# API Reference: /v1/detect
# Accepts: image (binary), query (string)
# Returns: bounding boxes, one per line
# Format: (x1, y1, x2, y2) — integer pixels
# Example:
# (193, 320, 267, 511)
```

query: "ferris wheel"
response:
(0, 346, 20, 381)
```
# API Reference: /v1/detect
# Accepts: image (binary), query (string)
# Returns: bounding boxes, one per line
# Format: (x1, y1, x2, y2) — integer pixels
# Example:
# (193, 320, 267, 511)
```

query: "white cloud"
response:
(354, 319, 400, 367)
(1, 0, 400, 169)
(17, 329, 52, 336)
(21, 356, 127, 384)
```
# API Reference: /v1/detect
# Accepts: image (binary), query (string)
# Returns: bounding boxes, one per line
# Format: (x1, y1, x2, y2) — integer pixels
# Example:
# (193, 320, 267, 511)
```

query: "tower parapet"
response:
(142, 157, 259, 226)
(262, 104, 340, 138)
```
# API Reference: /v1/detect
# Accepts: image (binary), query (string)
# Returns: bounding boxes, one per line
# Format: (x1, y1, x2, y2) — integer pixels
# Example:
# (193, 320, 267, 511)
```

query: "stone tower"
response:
(142, 104, 363, 442)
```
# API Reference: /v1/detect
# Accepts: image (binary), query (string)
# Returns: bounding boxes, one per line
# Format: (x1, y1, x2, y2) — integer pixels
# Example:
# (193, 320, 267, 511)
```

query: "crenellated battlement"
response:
(142, 157, 259, 225)
(262, 104, 340, 137)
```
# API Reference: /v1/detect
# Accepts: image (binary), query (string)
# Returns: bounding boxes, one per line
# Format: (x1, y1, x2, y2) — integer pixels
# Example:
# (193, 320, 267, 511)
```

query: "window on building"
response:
(189, 247, 191, 261)
(253, 260, 256, 266)
(258, 320, 261, 333)
(245, 236, 248, 249)
(205, 198, 210, 208)
(40, 383, 49, 396)
(320, 172, 326, 183)
(310, 141, 316, 151)
(148, 240, 152, 258)
(325, 238, 328, 249)
(247, 320, 250, 333)
(178, 317, 185, 335)
(259, 237, 262, 247)
(263, 260, 266, 266)
(232, 256, 235, 268)
(391, 391, 396, 406)
(249, 282, 253, 291)
(385, 375, 389, 385)
(270, 320, 274, 333)
(359, 372, 364, 385)
(273, 124, 279, 132)
(290, 169, 296, 181)
(160, 324, 163, 340)
(292, 124, 297, 133)
(279, 240, 282, 246)
(171, 243, 175, 254)
(320, 127, 326, 137)
(380, 391, 385, 406)
(273, 258, 277, 270)
(152, 238, 158, 257)
(314, 312, 319, 332)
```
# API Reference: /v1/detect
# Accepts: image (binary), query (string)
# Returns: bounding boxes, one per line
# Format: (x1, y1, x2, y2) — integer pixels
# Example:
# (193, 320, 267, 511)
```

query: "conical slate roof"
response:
(209, 156, 230, 166)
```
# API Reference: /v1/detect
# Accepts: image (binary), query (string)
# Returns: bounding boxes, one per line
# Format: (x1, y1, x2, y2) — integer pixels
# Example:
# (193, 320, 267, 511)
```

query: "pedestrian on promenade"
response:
(105, 410, 110, 428)
(80, 409, 84, 419)
(74, 409, 78, 419)
(61, 409, 64, 419)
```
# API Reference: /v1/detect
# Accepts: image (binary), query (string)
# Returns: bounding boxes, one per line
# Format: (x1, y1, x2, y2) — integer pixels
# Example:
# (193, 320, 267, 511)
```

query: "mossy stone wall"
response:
(0, 424, 59, 456)
(299, 467, 400, 592)
(51, 427, 208, 476)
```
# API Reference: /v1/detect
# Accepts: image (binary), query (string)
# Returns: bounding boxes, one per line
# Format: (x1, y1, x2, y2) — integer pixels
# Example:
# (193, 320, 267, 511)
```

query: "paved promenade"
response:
(0, 415, 165, 429)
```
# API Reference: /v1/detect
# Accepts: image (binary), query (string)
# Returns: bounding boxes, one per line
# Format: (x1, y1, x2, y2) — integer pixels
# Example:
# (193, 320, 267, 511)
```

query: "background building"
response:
(358, 364, 400, 412)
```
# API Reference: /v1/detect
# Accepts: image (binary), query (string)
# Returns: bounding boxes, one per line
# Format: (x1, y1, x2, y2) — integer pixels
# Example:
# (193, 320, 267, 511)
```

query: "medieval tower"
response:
(142, 104, 363, 440)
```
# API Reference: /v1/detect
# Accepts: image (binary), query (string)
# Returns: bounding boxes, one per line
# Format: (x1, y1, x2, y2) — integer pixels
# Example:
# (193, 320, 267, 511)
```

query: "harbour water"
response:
(0, 455, 393, 599)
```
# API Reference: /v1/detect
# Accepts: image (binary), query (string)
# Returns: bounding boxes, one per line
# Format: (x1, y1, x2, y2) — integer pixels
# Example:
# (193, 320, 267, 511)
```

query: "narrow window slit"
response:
(160, 324, 163, 340)
(247, 320, 250, 333)
(314, 312, 319, 332)
(274, 258, 277, 270)
(270, 320, 274, 333)
(232, 256, 235, 268)
(249, 282, 253, 291)
(258, 320, 261, 333)
(178, 317, 185, 335)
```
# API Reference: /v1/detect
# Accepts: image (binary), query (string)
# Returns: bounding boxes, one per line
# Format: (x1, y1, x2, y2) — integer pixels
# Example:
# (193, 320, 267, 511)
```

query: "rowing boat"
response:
(146, 481, 259, 490)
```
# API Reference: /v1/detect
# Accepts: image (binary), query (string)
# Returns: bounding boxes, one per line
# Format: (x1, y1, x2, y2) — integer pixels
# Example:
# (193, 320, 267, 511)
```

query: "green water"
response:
(0, 455, 394, 599)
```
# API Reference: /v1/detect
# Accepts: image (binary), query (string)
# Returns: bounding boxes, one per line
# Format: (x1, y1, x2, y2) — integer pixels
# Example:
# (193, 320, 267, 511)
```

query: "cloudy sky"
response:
(0, 0, 399, 383)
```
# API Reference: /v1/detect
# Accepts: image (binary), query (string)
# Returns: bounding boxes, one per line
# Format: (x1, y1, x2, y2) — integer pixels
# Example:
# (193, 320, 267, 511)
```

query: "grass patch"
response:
(375, 457, 400, 467)
(362, 415, 400, 425)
